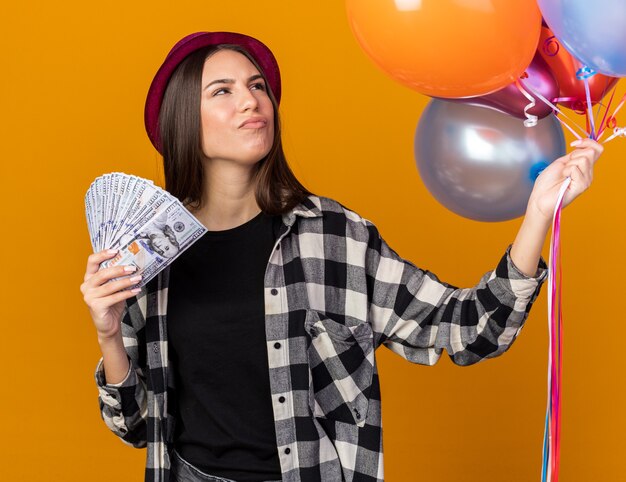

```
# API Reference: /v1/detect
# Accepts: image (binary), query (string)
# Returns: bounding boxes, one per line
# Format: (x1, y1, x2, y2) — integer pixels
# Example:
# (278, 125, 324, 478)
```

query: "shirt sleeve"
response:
(364, 222, 547, 366)
(94, 304, 148, 447)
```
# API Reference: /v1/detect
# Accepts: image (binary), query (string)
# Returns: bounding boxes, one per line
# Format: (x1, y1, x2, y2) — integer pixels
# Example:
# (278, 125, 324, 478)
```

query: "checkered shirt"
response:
(95, 194, 547, 482)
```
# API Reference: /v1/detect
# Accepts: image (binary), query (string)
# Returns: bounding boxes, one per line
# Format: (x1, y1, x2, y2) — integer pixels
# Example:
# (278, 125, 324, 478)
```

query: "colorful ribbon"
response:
(520, 62, 623, 482)
(518, 78, 588, 139)
(519, 66, 624, 145)
(576, 67, 597, 139)
(599, 92, 626, 141)
(541, 176, 570, 482)
(603, 126, 626, 143)
(515, 79, 538, 127)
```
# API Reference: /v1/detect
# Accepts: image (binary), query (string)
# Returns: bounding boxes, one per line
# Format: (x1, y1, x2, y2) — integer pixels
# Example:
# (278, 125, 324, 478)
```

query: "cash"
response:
(85, 172, 207, 288)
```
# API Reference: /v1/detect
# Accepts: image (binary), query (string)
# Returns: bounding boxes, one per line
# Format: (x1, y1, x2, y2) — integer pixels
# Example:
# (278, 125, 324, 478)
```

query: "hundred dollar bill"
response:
(87, 174, 163, 252)
(110, 188, 171, 250)
(102, 199, 207, 288)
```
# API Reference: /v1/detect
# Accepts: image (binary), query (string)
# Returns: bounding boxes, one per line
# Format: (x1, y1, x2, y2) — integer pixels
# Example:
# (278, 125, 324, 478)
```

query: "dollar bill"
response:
(101, 199, 207, 288)
(85, 172, 207, 287)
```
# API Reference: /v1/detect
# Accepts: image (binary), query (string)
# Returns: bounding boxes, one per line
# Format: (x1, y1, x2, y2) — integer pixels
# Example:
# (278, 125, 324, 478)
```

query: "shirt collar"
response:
(282, 194, 322, 226)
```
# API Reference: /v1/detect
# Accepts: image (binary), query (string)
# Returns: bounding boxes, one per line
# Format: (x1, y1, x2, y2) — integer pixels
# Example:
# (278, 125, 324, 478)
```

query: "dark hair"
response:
(158, 44, 312, 215)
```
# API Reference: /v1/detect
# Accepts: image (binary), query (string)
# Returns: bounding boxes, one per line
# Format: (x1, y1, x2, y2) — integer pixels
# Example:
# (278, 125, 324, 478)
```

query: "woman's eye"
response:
(213, 88, 230, 96)
(251, 82, 266, 91)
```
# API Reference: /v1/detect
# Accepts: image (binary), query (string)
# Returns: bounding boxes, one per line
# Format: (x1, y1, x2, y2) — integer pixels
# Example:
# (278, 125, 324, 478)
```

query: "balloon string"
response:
(608, 93, 626, 124)
(551, 178, 567, 482)
(551, 96, 583, 111)
(542, 35, 560, 57)
(554, 203, 563, 482)
(519, 79, 589, 139)
(541, 176, 570, 482)
(595, 86, 617, 140)
(551, 209, 559, 481)
(603, 126, 626, 143)
(577, 67, 597, 139)
(594, 79, 616, 137)
(598, 92, 626, 140)
(612, 94, 626, 118)
(515, 79, 538, 127)
(593, 83, 606, 122)
(553, 115, 587, 140)
(541, 409, 550, 482)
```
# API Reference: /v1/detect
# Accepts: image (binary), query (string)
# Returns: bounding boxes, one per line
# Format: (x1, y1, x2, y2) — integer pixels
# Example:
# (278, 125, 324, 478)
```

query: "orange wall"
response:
(1, 1, 624, 481)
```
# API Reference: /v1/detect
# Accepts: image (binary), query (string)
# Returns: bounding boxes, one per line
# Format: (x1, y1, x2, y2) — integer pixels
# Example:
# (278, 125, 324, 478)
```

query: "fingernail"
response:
(570, 139, 582, 146)
(124, 265, 137, 273)
(106, 249, 118, 255)
(130, 288, 142, 293)
(129, 275, 142, 283)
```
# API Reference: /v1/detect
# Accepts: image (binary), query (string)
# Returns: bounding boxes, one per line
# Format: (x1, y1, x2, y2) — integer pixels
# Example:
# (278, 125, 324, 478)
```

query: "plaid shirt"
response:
(95, 195, 547, 482)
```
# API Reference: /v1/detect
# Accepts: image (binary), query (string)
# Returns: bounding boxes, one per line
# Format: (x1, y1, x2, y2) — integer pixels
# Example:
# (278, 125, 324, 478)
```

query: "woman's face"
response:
(199, 49, 275, 166)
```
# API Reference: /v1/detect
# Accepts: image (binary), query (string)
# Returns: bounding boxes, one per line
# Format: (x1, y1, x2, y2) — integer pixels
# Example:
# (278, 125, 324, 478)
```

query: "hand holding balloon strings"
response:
(533, 3, 624, 480)
(527, 138, 603, 221)
(535, 122, 605, 482)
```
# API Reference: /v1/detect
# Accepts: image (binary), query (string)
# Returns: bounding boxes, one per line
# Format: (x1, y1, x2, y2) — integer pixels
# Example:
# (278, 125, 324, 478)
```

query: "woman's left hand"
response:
(527, 138, 603, 220)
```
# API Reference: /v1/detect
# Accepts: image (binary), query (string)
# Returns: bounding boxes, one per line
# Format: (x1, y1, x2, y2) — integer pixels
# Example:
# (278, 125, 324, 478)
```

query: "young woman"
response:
(81, 32, 603, 482)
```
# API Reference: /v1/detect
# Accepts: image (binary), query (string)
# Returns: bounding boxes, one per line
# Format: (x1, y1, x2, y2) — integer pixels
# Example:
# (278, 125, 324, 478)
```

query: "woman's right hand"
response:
(80, 250, 142, 341)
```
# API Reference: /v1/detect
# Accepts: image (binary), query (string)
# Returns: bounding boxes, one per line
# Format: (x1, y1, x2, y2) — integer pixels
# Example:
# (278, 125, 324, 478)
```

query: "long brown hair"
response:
(158, 44, 312, 215)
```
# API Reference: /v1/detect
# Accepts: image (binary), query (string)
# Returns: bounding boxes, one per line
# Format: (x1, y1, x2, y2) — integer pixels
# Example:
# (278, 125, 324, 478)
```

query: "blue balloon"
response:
(538, 0, 626, 77)
(414, 100, 566, 222)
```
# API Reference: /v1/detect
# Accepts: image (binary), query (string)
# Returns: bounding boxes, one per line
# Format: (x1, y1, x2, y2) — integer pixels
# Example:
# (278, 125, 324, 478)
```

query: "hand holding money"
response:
(80, 249, 142, 341)
(84, 172, 207, 289)
(81, 172, 207, 384)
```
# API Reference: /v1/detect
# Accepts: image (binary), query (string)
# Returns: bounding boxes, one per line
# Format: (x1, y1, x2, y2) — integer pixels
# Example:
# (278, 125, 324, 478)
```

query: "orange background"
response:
(1, 1, 624, 481)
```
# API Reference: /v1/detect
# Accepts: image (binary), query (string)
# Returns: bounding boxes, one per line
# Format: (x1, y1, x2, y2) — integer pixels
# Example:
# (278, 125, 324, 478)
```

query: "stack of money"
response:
(85, 172, 207, 288)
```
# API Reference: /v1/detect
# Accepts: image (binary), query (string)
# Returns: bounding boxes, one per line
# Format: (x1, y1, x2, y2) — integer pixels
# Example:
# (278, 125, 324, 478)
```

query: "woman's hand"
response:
(527, 138, 603, 220)
(80, 250, 142, 341)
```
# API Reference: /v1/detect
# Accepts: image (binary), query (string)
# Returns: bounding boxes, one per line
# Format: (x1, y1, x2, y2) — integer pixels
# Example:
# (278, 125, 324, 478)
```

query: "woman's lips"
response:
(240, 117, 267, 128)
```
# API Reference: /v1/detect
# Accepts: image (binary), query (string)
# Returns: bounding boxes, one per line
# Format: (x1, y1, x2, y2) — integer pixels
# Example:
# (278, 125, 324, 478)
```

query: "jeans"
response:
(169, 450, 282, 482)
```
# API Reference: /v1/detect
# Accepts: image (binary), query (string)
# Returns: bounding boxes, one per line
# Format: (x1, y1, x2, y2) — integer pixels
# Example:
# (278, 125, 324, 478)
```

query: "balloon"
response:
(442, 54, 559, 120)
(538, 0, 626, 77)
(414, 100, 565, 222)
(345, 0, 542, 98)
(537, 26, 619, 112)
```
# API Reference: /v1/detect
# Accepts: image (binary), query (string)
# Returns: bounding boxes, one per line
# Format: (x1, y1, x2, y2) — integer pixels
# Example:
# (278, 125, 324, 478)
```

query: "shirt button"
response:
(271, 288, 278, 296)
(274, 342, 281, 349)
(284, 448, 291, 455)
(276, 245, 281, 250)
(278, 396, 286, 403)
(153, 345, 158, 353)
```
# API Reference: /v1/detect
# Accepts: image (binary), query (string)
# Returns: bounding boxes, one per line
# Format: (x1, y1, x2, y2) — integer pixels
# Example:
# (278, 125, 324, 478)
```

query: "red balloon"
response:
(442, 54, 559, 120)
(538, 26, 618, 112)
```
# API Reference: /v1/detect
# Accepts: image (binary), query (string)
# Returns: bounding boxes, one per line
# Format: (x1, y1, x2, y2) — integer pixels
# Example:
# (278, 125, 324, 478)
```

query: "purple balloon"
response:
(538, 0, 626, 77)
(442, 54, 559, 120)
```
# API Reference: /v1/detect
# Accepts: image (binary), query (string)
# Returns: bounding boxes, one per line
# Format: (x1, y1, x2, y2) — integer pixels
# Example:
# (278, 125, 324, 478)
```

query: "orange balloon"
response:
(345, 0, 542, 98)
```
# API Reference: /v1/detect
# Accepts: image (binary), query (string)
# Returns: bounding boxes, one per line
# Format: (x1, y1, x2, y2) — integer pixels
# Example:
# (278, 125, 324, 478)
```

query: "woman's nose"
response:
(238, 88, 259, 112)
